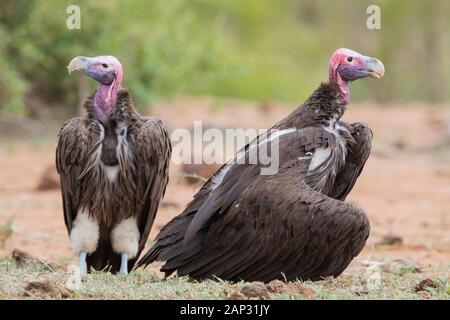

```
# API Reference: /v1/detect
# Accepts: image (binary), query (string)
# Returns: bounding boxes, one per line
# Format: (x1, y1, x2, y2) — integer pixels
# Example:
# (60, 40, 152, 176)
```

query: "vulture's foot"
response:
(119, 253, 129, 274)
(79, 251, 87, 275)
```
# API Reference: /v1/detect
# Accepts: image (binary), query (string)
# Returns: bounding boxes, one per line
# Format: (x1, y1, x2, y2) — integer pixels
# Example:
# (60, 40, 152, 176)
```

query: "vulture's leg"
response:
(79, 251, 87, 275)
(111, 218, 139, 275)
(120, 253, 129, 274)
(331, 122, 373, 201)
(69, 211, 100, 275)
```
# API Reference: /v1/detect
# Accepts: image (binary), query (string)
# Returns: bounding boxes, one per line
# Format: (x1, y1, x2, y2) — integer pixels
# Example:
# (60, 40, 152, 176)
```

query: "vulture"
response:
(56, 55, 171, 274)
(136, 48, 384, 282)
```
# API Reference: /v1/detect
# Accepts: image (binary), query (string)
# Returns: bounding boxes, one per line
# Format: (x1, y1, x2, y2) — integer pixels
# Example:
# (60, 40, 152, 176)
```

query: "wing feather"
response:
(133, 117, 172, 261)
(330, 122, 373, 200)
(137, 126, 370, 282)
(56, 118, 101, 232)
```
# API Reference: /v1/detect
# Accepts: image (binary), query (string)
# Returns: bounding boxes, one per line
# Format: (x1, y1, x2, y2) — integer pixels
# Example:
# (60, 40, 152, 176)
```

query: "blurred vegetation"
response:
(0, 0, 449, 118)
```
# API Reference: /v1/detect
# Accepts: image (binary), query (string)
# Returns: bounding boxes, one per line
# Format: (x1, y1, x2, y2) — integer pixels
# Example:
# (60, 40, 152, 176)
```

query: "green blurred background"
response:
(0, 0, 449, 118)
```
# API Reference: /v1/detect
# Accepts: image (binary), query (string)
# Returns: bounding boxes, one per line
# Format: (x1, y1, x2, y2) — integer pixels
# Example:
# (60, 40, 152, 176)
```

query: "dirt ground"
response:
(0, 99, 449, 276)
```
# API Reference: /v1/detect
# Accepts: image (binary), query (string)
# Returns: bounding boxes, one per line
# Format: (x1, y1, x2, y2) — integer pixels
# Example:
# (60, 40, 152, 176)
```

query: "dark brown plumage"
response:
(136, 82, 372, 282)
(56, 89, 171, 273)
(137, 48, 384, 281)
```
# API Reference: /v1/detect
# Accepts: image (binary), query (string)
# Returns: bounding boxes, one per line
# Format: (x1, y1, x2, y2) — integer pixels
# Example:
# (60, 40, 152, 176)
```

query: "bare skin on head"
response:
(68, 55, 123, 123)
(328, 48, 385, 104)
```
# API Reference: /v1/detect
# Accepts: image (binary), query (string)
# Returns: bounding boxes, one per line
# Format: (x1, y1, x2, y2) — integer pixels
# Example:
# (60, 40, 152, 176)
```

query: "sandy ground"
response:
(0, 99, 449, 276)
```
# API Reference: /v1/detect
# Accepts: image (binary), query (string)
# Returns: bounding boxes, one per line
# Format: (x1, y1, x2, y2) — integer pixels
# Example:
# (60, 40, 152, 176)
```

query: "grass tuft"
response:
(0, 257, 448, 300)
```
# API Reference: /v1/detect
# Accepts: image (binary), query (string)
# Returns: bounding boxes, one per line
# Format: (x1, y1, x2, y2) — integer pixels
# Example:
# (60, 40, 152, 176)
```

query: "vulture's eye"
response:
(102, 63, 108, 68)
(347, 56, 353, 62)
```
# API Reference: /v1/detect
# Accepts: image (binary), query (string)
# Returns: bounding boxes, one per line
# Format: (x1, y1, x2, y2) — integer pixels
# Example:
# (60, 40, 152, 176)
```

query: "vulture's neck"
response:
(303, 82, 348, 122)
(84, 89, 134, 124)
(328, 67, 350, 104)
(273, 83, 347, 130)
(94, 79, 121, 123)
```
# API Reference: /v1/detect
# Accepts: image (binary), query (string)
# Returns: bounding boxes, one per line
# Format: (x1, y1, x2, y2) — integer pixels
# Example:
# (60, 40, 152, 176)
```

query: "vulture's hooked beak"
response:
(67, 56, 91, 74)
(364, 57, 385, 79)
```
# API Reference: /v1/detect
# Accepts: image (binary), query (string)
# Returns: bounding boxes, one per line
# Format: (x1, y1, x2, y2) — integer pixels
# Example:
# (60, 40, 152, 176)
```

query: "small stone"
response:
(23, 278, 71, 298)
(241, 282, 271, 299)
(414, 278, 437, 293)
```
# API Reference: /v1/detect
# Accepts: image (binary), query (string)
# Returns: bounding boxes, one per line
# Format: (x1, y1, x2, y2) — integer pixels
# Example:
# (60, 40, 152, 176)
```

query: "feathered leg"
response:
(111, 218, 139, 275)
(70, 211, 99, 274)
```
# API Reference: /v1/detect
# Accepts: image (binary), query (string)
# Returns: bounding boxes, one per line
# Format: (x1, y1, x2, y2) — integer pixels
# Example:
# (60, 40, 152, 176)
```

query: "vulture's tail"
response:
(134, 213, 196, 274)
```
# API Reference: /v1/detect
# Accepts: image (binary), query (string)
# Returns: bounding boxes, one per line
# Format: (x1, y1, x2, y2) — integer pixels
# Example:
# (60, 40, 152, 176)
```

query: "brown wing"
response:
(136, 126, 367, 282)
(330, 122, 373, 200)
(143, 153, 369, 282)
(131, 117, 171, 266)
(55, 118, 102, 233)
(183, 126, 338, 242)
(185, 160, 369, 282)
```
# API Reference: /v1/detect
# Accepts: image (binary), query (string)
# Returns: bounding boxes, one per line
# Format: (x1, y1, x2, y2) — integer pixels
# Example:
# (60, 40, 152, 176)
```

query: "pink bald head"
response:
(328, 48, 385, 103)
(68, 55, 124, 122)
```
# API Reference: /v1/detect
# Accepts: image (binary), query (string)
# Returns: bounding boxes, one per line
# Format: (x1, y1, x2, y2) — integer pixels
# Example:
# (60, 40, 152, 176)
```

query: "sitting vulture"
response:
(136, 48, 384, 282)
(56, 56, 171, 274)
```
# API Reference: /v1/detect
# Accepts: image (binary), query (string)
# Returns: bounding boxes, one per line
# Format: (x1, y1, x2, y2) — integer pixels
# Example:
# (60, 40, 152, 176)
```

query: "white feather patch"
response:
(103, 165, 119, 183)
(308, 147, 332, 171)
(111, 218, 140, 259)
(211, 128, 297, 190)
(70, 210, 100, 255)
(325, 118, 348, 160)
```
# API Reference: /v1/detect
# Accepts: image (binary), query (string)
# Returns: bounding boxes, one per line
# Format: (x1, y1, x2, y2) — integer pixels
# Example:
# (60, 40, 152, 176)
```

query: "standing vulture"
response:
(136, 48, 384, 282)
(56, 56, 171, 274)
